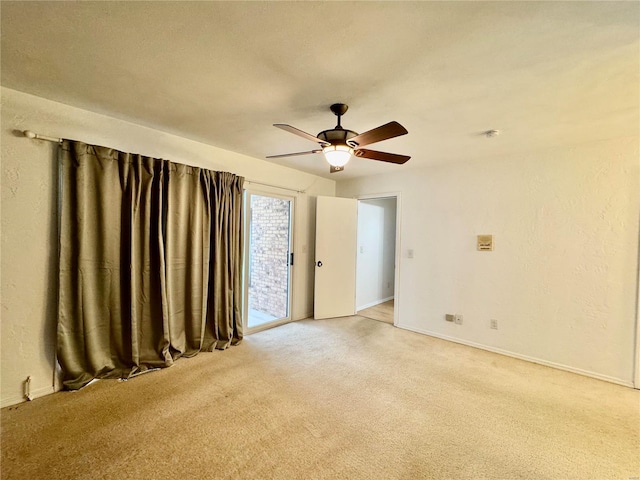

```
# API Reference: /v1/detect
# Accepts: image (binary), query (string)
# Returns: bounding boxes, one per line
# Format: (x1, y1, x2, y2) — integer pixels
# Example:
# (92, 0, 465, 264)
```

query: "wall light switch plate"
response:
(407, 249, 414, 259)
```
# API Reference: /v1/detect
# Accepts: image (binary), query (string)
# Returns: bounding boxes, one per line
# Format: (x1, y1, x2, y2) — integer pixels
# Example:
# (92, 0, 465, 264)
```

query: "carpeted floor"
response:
(2, 316, 639, 479)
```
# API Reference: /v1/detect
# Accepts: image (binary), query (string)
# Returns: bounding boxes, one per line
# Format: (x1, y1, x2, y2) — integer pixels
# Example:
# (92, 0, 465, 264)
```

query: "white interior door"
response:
(314, 196, 358, 319)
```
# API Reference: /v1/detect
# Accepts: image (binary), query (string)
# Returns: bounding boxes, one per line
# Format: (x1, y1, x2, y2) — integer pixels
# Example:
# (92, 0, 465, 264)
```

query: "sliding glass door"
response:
(243, 191, 294, 332)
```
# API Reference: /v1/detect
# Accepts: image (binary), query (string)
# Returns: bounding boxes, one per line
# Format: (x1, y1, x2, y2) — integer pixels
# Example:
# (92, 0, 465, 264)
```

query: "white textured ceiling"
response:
(1, 1, 638, 179)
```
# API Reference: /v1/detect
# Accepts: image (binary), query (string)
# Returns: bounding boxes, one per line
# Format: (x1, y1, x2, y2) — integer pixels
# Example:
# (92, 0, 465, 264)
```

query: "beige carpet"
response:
(2, 316, 639, 480)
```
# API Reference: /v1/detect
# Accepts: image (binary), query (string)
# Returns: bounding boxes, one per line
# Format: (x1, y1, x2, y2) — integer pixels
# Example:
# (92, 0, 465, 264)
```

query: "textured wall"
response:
(0, 88, 335, 407)
(338, 137, 639, 386)
(249, 195, 290, 318)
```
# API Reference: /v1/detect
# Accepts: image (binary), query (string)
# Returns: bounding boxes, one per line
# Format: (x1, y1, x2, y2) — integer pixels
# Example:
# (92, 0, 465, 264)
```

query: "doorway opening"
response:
(356, 196, 398, 325)
(243, 191, 294, 332)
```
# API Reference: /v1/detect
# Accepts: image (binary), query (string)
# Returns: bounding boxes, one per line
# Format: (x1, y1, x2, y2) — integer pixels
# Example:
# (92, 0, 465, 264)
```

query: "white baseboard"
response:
(357, 296, 394, 312)
(397, 323, 634, 388)
(1, 385, 59, 409)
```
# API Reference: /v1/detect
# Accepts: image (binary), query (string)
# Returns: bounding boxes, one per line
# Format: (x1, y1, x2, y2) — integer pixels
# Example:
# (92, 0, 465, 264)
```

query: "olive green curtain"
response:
(57, 140, 244, 390)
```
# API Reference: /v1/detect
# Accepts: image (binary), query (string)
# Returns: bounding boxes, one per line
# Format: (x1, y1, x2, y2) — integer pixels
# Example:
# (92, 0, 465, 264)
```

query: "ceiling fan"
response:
(267, 103, 410, 173)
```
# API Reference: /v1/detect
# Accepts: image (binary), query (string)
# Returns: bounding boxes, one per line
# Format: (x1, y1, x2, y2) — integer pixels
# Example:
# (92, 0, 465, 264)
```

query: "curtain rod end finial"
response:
(23, 130, 36, 139)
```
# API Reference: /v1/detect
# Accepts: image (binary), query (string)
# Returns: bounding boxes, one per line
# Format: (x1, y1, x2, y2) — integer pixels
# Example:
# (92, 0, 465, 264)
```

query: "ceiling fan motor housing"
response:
(317, 128, 358, 146)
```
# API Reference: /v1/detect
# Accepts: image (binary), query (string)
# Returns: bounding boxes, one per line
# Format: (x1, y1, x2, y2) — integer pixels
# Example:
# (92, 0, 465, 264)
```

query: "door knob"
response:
(316, 261, 323, 267)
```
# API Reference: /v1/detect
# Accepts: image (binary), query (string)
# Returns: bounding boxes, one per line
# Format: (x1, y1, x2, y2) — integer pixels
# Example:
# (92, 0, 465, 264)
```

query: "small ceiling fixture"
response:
(484, 129, 500, 138)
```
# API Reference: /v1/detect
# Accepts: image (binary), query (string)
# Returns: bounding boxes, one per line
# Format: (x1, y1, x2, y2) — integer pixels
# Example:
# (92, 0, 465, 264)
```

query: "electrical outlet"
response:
(454, 314, 463, 325)
(387, 281, 391, 289)
(490, 319, 498, 329)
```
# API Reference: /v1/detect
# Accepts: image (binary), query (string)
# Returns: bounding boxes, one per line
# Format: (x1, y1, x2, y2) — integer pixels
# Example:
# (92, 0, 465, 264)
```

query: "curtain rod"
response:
(23, 130, 307, 194)
(23, 130, 62, 143)
(244, 180, 306, 194)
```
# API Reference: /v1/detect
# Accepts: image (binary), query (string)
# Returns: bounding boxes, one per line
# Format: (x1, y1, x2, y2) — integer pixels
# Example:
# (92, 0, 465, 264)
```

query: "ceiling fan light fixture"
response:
(268, 104, 410, 172)
(322, 144, 353, 167)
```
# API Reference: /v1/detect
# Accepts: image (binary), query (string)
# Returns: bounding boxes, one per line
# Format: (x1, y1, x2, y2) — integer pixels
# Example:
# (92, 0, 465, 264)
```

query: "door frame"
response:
(242, 188, 296, 334)
(634, 232, 640, 389)
(355, 192, 402, 327)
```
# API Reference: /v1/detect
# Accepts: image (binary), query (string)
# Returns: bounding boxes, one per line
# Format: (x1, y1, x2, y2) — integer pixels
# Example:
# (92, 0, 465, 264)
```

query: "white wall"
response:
(338, 136, 640, 386)
(356, 198, 396, 310)
(0, 88, 335, 407)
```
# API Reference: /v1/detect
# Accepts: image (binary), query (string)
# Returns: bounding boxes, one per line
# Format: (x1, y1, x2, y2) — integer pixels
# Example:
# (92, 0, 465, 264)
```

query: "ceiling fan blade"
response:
(274, 124, 330, 146)
(266, 149, 321, 159)
(355, 148, 410, 164)
(347, 121, 408, 147)
(330, 165, 345, 174)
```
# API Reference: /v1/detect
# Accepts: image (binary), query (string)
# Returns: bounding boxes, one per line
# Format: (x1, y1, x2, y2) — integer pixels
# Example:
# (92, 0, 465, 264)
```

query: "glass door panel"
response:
(245, 192, 293, 330)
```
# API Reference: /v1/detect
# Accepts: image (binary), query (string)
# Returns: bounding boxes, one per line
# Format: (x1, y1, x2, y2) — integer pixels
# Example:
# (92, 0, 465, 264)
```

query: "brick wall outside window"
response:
(249, 195, 290, 319)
